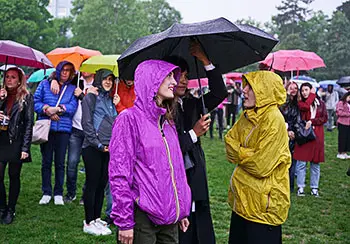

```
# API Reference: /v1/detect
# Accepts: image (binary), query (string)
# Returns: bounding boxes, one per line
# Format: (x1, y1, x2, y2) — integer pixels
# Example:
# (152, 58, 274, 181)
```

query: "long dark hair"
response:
(299, 82, 314, 101)
(340, 91, 350, 103)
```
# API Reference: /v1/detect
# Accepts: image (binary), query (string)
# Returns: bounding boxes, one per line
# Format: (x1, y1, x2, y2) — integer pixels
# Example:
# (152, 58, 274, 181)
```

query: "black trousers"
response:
(226, 104, 237, 127)
(179, 200, 215, 244)
(82, 146, 109, 223)
(209, 108, 224, 140)
(338, 123, 350, 153)
(0, 162, 22, 211)
(229, 211, 282, 244)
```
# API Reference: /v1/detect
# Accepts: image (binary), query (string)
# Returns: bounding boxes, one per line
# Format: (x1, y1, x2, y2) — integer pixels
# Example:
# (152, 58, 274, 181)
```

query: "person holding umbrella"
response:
(81, 69, 119, 236)
(109, 60, 191, 244)
(166, 40, 227, 244)
(0, 67, 34, 224)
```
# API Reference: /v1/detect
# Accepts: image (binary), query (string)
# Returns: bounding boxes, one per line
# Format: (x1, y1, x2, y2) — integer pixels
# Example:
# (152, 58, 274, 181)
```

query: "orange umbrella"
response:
(46, 46, 102, 71)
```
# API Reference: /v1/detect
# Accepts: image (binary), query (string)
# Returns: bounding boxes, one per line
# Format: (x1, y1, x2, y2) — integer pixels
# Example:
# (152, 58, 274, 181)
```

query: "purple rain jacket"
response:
(109, 60, 191, 230)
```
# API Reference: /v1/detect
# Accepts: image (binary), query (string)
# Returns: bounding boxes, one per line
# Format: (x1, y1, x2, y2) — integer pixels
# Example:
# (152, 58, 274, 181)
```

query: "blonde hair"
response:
(154, 95, 177, 123)
(5, 67, 29, 111)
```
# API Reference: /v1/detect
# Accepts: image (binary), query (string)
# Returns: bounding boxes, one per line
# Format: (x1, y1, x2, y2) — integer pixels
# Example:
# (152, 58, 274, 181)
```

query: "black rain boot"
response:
(2, 208, 15, 225)
(0, 207, 6, 224)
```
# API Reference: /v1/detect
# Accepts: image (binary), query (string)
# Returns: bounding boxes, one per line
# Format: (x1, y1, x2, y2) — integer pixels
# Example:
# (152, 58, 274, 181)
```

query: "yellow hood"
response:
(242, 71, 286, 108)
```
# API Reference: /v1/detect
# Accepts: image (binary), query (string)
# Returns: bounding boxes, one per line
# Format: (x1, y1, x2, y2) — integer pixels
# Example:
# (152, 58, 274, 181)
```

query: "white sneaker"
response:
(345, 154, 350, 159)
(337, 154, 347, 159)
(311, 188, 319, 197)
(83, 220, 102, 236)
(297, 187, 305, 197)
(95, 218, 112, 235)
(39, 195, 52, 205)
(54, 195, 64, 205)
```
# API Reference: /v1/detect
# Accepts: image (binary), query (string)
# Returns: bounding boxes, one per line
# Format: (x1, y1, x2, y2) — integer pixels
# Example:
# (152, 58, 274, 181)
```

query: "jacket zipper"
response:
(158, 116, 180, 223)
(230, 167, 237, 211)
(244, 125, 258, 147)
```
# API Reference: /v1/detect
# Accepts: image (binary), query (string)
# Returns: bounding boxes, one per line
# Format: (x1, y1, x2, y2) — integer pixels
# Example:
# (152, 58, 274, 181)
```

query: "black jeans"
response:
(0, 162, 22, 211)
(82, 146, 109, 223)
(117, 207, 179, 244)
(229, 211, 282, 244)
(226, 104, 237, 127)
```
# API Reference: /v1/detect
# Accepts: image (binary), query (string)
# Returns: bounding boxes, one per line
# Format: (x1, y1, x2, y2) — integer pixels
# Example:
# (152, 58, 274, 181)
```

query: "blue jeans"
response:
(66, 128, 84, 197)
(40, 132, 70, 196)
(296, 161, 320, 189)
(105, 183, 112, 217)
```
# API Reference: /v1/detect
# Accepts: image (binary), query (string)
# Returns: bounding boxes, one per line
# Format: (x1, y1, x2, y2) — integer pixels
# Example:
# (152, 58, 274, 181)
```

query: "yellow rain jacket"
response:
(225, 71, 291, 226)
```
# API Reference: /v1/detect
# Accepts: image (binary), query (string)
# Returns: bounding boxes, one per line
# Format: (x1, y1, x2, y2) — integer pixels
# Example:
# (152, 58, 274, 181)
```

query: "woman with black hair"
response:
(280, 81, 300, 193)
(293, 82, 327, 197)
(336, 91, 350, 159)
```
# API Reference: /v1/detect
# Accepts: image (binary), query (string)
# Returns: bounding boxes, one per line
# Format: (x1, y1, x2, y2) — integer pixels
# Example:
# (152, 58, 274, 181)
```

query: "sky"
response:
(166, 0, 345, 24)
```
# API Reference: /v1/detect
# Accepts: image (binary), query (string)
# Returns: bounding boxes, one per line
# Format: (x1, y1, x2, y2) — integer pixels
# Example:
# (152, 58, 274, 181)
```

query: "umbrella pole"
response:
(1, 56, 8, 88)
(194, 57, 207, 115)
(77, 72, 80, 88)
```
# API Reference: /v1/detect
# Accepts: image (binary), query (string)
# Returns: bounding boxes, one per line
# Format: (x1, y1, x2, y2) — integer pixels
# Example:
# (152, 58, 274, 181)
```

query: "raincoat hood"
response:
(242, 71, 286, 108)
(93, 69, 116, 94)
(55, 61, 76, 83)
(134, 60, 180, 119)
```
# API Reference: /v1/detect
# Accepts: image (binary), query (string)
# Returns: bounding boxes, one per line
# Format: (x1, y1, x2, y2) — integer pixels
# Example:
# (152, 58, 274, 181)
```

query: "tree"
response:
(0, 0, 56, 52)
(276, 33, 308, 50)
(52, 17, 74, 48)
(319, 11, 350, 79)
(337, 0, 350, 21)
(272, 0, 314, 38)
(141, 0, 182, 34)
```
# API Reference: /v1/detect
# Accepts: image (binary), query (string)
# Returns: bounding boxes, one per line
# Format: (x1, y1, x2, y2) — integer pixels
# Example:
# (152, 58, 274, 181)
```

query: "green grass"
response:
(1, 130, 349, 243)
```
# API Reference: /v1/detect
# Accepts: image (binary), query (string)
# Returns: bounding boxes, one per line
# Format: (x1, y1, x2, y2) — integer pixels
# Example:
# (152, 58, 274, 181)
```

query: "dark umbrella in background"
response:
(337, 76, 350, 88)
(117, 17, 279, 112)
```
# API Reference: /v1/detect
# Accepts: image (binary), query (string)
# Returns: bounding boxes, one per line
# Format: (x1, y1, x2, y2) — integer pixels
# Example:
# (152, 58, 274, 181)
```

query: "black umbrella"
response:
(337, 76, 350, 87)
(117, 17, 279, 80)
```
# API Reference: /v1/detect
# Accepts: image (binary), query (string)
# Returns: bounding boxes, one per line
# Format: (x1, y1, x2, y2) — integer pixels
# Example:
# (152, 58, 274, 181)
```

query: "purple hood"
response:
(109, 60, 191, 230)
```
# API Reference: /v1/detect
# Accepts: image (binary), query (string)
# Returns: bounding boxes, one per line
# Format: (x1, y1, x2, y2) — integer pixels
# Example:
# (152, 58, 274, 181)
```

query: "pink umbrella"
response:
(187, 78, 208, 89)
(260, 49, 325, 71)
(0, 40, 53, 69)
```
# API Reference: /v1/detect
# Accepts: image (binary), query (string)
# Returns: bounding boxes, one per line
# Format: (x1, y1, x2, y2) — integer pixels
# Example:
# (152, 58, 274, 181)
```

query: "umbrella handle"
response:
(77, 72, 80, 88)
(194, 57, 208, 115)
(1, 56, 8, 88)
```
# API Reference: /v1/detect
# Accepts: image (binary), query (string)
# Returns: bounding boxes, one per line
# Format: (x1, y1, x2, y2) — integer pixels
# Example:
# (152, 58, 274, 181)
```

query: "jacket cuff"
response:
(188, 129, 198, 143)
(97, 143, 104, 151)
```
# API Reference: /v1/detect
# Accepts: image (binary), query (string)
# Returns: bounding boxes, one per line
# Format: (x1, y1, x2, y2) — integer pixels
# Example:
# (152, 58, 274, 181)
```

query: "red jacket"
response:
(116, 82, 135, 114)
(293, 93, 328, 163)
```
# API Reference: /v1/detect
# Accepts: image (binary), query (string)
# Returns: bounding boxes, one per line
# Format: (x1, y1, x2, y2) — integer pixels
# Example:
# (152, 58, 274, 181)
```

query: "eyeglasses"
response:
(61, 68, 72, 73)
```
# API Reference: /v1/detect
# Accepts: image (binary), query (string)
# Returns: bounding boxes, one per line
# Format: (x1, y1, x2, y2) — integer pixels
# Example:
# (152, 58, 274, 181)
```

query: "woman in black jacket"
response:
(280, 81, 300, 192)
(0, 67, 34, 224)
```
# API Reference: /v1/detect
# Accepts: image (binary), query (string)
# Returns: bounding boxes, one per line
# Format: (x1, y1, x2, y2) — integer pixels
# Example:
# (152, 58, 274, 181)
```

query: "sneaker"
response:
(54, 196, 64, 205)
(95, 218, 112, 235)
(337, 154, 347, 160)
(79, 198, 84, 205)
(79, 167, 85, 174)
(345, 154, 350, 159)
(83, 220, 102, 236)
(103, 215, 113, 226)
(39, 195, 52, 205)
(63, 195, 76, 203)
(297, 187, 305, 197)
(311, 188, 319, 197)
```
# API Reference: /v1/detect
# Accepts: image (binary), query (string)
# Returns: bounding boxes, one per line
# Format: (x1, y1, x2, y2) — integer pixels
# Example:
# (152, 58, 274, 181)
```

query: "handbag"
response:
(294, 119, 316, 145)
(32, 85, 67, 144)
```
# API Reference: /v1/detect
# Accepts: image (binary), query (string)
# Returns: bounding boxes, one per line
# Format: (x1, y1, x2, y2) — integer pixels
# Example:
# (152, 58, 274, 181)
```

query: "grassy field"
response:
(0, 129, 349, 243)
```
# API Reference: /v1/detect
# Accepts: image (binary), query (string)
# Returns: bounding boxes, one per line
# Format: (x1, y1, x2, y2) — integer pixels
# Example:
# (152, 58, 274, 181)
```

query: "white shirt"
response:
(72, 79, 94, 130)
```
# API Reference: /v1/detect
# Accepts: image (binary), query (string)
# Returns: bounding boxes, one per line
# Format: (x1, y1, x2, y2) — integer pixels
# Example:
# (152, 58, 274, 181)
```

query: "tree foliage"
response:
(0, 0, 56, 52)
(337, 0, 350, 21)
(71, 0, 181, 54)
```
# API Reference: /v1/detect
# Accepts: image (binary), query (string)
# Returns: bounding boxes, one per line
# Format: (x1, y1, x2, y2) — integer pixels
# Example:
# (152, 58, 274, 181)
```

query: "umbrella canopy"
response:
(225, 72, 243, 80)
(46, 46, 102, 71)
(260, 49, 326, 71)
(318, 80, 340, 89)
(0, 64, 17, 71)
(291, 75, 316, 83)
(118, 17, 278, 80)
(0, 40, 53, 69)
(337, 76, 350, 86)
(188, 78, 208, 89)
(27, 68, 56, 83)
(80, 55, 120, 76)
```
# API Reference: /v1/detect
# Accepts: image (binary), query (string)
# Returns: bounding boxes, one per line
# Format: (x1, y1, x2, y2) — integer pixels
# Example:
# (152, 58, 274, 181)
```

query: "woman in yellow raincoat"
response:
(225, 71, 291, 244)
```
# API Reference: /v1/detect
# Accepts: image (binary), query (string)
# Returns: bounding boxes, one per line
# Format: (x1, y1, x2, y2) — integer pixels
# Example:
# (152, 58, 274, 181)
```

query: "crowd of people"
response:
(0, 41, 349, 244)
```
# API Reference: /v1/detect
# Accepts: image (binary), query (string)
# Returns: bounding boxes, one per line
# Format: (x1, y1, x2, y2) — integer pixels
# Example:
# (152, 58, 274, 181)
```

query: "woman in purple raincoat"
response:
(109, 60, 191, 244)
